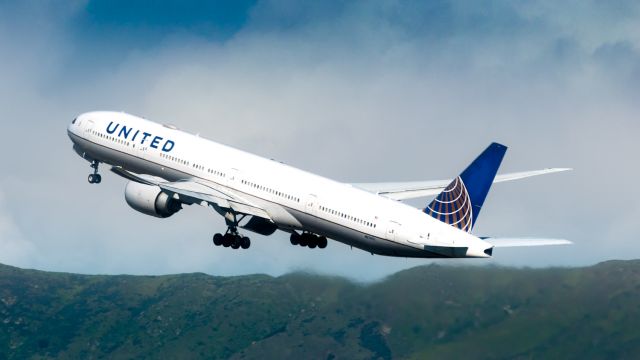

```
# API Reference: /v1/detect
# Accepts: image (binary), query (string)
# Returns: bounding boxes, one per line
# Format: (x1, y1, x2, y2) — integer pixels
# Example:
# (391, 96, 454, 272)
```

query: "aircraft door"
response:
(305, 194, 317, 215)
(386, 220, 401, 241)
(227, 168, 240, 187)
(85, 119, 94, 134)
(136, 141, 148, 160)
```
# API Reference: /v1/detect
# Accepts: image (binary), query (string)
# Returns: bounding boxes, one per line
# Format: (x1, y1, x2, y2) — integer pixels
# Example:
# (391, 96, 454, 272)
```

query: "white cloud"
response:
(0, 1, 638, 280)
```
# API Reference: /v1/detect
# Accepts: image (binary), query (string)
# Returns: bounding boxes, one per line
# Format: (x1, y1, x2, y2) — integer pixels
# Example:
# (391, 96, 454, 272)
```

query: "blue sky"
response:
(75, 1, 256, 47)
(0, 1, 638, 280)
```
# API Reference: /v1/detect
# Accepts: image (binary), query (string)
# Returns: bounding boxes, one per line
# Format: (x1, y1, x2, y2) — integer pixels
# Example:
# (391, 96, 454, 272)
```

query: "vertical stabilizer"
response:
(424, 143, 507, 232)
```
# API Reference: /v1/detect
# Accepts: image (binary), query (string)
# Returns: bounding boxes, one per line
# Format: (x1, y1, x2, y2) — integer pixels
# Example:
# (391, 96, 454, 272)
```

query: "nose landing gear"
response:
(88, 160, 102, 184)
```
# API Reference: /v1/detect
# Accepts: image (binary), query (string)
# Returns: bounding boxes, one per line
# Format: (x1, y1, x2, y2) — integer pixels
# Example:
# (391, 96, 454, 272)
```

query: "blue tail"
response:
(424, 142, 507, 232)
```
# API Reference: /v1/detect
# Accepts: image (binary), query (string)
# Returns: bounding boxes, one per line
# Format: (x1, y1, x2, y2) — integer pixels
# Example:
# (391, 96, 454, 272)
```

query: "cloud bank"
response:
(0, 0, 638, 280)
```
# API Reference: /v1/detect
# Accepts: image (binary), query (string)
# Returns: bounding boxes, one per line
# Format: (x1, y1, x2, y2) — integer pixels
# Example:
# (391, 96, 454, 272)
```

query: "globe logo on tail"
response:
(424, 176, 473, 232)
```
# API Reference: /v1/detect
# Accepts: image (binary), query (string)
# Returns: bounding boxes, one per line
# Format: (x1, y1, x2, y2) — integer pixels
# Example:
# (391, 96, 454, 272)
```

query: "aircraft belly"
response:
(288, 209, 446, 258)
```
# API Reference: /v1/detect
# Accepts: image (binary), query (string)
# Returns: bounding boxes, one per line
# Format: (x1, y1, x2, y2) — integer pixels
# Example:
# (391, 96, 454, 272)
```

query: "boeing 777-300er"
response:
(67, 111, 571, 258)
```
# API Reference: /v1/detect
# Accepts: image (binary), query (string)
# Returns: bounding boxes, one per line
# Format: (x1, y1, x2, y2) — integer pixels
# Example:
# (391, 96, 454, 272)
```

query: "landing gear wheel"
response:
(231, 236, 241, 249)
(290, 233, 300, 245)
(213, 233, 223, 246)
(94, 174, 102, 184)
(308, 237, 317, 249)
(318, 236, 328, 249)
(299, 234, 309, 247)
(88, 174, 95, 183)
(223, 233, 233, 247)
(240, 236, 251, 249)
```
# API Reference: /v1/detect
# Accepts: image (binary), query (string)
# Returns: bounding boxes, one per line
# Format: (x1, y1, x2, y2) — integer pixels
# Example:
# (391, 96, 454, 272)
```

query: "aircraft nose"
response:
(67, 115, 81, 139)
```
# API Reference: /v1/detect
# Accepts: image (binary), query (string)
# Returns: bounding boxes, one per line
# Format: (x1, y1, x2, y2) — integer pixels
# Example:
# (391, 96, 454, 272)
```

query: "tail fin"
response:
(424, 142, 507, 232)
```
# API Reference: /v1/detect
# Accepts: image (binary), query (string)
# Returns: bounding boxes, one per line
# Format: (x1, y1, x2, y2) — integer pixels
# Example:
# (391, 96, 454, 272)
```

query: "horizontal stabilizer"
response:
(353, 168, 572, 201)
(485, 238, 572, 248)
(493, 168, 573, 184)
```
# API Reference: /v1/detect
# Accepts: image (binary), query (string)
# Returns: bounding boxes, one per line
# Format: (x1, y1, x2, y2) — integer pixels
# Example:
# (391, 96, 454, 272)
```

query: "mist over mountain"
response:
(1, 261, 639, 359)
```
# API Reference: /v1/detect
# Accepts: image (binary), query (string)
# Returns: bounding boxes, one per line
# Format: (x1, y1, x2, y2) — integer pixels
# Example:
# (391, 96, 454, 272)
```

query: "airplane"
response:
(67, 111, 571, 258)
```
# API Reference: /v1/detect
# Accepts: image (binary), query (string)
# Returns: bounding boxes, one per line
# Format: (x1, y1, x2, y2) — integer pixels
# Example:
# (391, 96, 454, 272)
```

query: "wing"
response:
(111, 167, 271, 220)
(353, 168, 571, 200)
(484, 237, 572, 247)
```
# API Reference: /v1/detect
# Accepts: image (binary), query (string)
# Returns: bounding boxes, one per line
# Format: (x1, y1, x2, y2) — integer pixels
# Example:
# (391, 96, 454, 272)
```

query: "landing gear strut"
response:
(88, 160, 102, 184)
(290, 232, 327, 249)
(212, 211, 251, 250)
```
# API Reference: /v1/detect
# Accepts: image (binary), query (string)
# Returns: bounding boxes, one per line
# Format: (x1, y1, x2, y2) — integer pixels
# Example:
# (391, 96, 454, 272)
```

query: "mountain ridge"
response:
(1, 260, 639, 359)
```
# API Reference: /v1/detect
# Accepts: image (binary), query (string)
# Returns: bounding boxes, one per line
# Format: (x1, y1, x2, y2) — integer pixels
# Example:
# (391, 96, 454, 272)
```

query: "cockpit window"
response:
(72, 117, 77, 124)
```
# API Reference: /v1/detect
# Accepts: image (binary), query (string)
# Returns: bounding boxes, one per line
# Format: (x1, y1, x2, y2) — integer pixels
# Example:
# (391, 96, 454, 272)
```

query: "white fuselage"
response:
(67, 111, 492, 258)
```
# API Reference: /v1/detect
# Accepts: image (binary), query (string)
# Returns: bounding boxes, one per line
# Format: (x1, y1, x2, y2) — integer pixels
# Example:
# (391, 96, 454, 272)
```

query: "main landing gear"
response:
(88, 160, 102, 184)
(212, 211, 250, 250)
(290, 232, 327, 249)
(212, 230, 251, 250)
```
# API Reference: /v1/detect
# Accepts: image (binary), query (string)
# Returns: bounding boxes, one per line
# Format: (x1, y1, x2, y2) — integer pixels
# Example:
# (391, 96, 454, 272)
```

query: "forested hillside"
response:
(1, 261, 639, 359)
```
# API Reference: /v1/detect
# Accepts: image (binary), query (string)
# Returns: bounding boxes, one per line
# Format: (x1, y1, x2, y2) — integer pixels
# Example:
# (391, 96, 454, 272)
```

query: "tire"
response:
(223, 233, 233, 247)
(95, 174, 102, 184)
(231, 236, 240, 249)
(290, 233, 300, 245)
(318, 236, 328, 249)
(88, 174, 95, 183)
(213, 233, 223, 246)
(299, 234, 309, 247)
(241, 237, 251, 249)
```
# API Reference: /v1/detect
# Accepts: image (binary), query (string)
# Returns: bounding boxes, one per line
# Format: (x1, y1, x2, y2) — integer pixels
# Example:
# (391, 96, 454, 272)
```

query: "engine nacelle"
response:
(124, 181, 182, 218)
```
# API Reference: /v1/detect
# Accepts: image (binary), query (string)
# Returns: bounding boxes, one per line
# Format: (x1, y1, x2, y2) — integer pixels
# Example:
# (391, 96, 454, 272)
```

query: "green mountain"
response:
(1, 260, 639, 359)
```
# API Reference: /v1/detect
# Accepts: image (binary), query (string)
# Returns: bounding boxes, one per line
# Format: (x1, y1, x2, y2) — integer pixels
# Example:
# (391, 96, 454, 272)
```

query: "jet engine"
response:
(124, 181, 182, 218)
